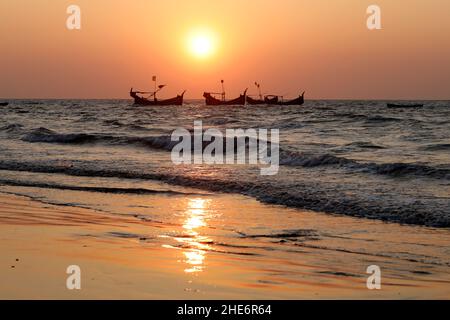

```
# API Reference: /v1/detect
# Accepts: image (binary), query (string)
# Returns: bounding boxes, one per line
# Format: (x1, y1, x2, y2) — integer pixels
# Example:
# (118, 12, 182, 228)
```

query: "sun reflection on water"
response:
(176, 198, 213, 273)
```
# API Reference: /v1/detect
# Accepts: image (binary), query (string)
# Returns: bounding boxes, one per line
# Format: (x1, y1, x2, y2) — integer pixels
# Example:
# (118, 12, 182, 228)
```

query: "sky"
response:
(1, 0, 450, 99)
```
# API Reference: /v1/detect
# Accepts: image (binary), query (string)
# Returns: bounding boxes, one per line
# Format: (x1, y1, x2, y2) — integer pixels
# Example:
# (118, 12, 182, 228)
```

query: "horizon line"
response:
(2, 97, 450, 101)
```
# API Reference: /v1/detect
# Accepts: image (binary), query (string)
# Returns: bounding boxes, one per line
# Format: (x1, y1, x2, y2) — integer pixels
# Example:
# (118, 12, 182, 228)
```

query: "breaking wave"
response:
(22, 127, 179, 150)
(20, 128, 450, 180)
(0, 178, 207, 196)
(0, 160, 449, 228)
(279, 151, 449, 179)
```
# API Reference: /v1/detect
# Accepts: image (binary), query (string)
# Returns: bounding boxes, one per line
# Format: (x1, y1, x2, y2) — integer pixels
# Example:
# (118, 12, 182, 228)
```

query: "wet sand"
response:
(0, 191, 449, 299)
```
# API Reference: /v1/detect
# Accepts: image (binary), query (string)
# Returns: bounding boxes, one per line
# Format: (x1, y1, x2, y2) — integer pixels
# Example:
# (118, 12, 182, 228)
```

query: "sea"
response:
(0, 99, 449, 227)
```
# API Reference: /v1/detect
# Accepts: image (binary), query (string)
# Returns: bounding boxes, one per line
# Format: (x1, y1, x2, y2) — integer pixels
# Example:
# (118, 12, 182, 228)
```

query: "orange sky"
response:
(1, 0, 450, 99)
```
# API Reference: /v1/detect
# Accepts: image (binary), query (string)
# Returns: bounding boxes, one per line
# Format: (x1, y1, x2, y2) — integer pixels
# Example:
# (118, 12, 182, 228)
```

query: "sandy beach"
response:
(1, 188, 449, 300)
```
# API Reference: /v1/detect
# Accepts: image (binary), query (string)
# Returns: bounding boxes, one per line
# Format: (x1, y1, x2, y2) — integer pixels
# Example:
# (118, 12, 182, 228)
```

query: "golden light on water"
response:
(178, 198, 212, 273)
(183, 250, 205, 273)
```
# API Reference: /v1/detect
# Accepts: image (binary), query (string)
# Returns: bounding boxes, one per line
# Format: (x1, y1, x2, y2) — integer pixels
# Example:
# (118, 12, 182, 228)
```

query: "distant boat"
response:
(203, 80, 247, 106)
(275, 92, 305, 106)
(247, 81, 305, 105)
(387, 103, 423, 109)
(130, 88, 185, 106)
(203, 90, 247, 105)
(0, 102, 9, 106)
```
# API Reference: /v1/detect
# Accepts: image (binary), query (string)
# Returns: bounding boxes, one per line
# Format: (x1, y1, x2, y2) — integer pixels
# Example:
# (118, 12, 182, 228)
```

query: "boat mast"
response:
(153, 75, 157, 100)
(221, 79, 225, 101)
(255, 82, 262, 100)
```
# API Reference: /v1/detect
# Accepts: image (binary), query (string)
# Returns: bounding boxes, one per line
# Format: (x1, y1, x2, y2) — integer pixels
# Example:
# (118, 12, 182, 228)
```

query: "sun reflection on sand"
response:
(176, 198, 213, 273)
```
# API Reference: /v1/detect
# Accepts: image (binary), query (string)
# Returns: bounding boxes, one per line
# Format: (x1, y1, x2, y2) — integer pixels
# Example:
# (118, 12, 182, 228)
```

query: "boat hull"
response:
(203, 90, 247, 106)
(387, 103, 423, 109)
(131, 91, 185, 106)
(247, 93, 304, 106)
(277, 97, 304, 105)
(276, 93, 305, 105)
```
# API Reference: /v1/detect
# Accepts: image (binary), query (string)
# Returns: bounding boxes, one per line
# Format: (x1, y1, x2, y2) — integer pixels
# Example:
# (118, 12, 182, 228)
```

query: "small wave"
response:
(336, 113, 367, 120)
(107, 232, 146, 239)
(343, 141, 385, 149)
(21, 128, 273, 153)
(421, 143, 450, 151)
(22, 128, 99, 144)
(0, 123, 24, 133)
(103, 119, 125, 127)
(128, 124, 151, 131)
(0, 161, 449, 227)
(278, 151, 449, 179)
(0, 179, 207, 196)
(238, 229, 319, 239)
(279, 152, 354, 167)
(372, 162, 450, 179)
(103, 120, 155, 131)
(366, 115, 402, 123)
(20, 128, 450, 180)
(336, 113, 404, 124)
(21, 128, 174, 148)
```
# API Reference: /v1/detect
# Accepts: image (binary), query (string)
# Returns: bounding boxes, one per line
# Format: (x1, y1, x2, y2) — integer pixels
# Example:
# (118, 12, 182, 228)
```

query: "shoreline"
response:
(1, 190, 449, 299)
(0, 165, 448, 228)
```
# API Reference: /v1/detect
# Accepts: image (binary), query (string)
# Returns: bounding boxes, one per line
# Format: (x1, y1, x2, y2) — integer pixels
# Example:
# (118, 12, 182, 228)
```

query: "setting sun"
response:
(187, 30, 216, 58)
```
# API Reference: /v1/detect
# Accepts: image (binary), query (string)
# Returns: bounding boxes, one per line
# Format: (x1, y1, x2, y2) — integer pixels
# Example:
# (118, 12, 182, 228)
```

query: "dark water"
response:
(0, 99, 449, 227)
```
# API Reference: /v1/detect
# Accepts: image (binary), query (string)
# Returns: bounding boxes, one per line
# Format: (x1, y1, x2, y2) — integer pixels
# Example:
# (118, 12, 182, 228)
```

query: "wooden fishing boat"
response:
(130, 88, 185, 106)
(0, 102, 9, 106)
(387, 103, 423, 109)
(247, 80, 305, 105)
(203, 80, 247, 106)
(203, 89, 247, 105)
(247, 93, 304, 105)
(275, 92, 305, 105)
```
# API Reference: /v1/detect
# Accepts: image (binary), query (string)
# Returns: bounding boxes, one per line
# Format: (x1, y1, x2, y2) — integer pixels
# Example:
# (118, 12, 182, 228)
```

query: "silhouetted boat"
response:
(247, 91, 305, 106)
(0, 102, 9, 106)
(130, 88, 185, 106)
(275, 92, 305, 105)
(203, 89, 247, 106)
(387, 103, 423, 109)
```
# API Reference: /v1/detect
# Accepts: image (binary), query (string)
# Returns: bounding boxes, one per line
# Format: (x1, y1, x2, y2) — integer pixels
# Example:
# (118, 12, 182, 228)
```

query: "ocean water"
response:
(0, 99, 449, 227)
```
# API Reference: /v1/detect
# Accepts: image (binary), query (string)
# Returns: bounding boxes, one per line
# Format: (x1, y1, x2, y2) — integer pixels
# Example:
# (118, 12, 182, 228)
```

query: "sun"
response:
(187, 30, 216, 58)
(191, 36, 212, 57)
